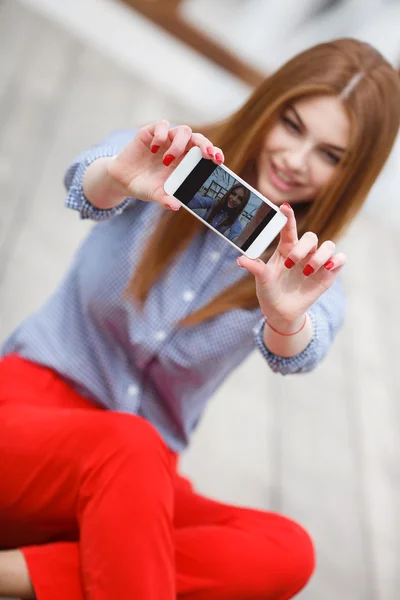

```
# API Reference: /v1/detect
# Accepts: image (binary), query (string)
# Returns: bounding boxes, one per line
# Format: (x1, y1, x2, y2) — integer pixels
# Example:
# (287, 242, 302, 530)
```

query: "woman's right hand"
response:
(107, 120, 224, 211)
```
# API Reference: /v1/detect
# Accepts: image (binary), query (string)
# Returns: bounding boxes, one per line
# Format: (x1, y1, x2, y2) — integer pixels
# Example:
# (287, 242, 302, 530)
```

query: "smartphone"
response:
(163, 147, 287, 259)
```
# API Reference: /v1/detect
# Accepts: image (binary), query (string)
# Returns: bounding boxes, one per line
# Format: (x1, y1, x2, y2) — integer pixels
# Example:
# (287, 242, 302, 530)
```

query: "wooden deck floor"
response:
(0, 2, 399, 599)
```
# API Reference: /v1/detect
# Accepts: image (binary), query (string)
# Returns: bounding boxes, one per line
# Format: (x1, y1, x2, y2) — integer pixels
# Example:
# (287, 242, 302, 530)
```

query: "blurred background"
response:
(0, 0, 399, 598)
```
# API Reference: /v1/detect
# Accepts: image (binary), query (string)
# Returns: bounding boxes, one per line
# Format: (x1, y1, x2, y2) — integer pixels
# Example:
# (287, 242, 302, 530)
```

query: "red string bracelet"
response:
(264, 314, 307, 336)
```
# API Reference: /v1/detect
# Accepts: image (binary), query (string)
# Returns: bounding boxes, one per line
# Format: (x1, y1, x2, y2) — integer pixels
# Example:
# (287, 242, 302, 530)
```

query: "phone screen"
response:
(173, 158, 277, 251)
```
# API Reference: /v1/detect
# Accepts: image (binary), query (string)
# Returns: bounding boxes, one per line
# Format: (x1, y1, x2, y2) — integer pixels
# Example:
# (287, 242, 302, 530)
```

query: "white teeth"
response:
(276, 168, 295, 184)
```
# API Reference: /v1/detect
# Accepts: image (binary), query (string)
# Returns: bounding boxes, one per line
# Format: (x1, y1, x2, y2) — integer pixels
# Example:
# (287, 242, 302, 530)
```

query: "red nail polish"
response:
(206, 146, 214, 158)
(163, 154, 175, 167)
(284, 257, 295, 269)
(303, 264, 315, 276)
(325, 260, 334, 270)
(151, 145, 160, 154)
(215, 153, 223, 163)
(282, 202, 291, 208)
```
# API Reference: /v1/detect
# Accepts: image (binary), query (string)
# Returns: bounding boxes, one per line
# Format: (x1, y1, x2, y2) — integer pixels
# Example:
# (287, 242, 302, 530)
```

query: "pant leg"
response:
(23, 543, 83, 600)
(0, 355, 176, 600)
(21, 473, 314, 600)
(173, 474, 315, 600)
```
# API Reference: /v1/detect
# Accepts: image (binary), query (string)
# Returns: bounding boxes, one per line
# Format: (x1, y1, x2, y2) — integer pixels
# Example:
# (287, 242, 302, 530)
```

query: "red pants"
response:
(0, 355, 314, 599)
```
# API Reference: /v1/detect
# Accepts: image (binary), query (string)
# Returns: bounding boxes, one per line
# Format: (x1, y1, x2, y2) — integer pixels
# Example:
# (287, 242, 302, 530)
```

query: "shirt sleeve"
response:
(187, 194, 216, 210)
(64, 129, 137, 221)
(254, 276, 346, 375)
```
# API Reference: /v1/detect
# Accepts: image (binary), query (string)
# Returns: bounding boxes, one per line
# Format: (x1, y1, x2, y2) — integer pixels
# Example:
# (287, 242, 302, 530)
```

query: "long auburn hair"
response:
(128, 38, 400, 326)
(206, 184, 250, 230)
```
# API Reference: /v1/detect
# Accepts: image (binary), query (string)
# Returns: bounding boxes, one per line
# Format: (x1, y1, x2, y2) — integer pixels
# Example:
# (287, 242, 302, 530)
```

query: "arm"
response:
(64, 130, 137, 220)
(66, 123, 224, 220)
(238, 202, 346, 374)
(254, 277, 346, 374)
(187, 194, 216, 210)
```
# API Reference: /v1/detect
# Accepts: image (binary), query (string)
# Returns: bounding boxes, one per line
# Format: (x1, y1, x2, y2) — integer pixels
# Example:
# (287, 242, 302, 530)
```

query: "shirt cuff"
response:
(65, 145, 131, 221)
(254, 311, 319, 375)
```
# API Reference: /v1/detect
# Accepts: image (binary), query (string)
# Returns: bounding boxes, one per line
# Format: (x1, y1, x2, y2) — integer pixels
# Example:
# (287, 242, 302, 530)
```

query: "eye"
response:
(282, 115, 301, 134)
(320, 149, 341, 165)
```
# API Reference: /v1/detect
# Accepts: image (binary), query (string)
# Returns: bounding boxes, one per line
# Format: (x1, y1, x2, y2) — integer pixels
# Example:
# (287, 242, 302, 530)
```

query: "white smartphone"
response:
(164, 147, 287, 259)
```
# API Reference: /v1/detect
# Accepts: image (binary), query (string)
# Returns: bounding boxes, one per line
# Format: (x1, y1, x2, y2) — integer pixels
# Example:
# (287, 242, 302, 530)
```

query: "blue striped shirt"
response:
(0, 130, 346, 452)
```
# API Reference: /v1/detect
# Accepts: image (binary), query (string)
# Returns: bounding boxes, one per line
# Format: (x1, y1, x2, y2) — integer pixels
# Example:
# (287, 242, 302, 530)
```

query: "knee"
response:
(266, 517, 315, 597)
(281, 519, 315, 595)
(246, 515, 315, 599)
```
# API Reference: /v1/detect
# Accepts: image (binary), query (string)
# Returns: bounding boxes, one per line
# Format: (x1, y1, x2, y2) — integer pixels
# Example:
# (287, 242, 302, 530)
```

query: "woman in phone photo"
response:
(0, 39, 399, 600)
(187, 183, 251, 241)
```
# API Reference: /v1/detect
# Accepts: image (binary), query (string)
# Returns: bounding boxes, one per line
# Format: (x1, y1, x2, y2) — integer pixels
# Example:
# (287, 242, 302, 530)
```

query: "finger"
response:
(161, 125, 193, 166)
(188, 133, 219, 160)
(212, 146, 224, 165)
(152, 189, 181, 211)
(143, 120, 171, 153)
(284, 231, 318, 269)
(301, 240, 336, 276)
(277, 203, 298, 253)
(322, 251, 347, 273)
(236, 256, 268, 284)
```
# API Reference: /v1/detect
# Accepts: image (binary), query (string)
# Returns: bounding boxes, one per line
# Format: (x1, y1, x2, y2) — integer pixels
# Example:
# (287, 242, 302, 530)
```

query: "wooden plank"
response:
(0, 1, 79, 286)
(119, 0, 265, 88)
(340, 218, 400, 600)
(271, 341, 372, 600)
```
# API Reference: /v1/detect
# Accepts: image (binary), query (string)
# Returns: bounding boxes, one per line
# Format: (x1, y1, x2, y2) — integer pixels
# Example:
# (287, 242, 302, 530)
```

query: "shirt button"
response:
(182, 289, 195, 302)
(209, 251, 221, 262)
(154, 330, 167, 342)
(127, 384, 139, 397)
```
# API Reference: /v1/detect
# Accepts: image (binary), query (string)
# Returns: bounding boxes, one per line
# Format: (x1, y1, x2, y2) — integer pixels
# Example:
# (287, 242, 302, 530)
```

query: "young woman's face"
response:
(227, 186, 246, 209)
(256, 95, 350, 205)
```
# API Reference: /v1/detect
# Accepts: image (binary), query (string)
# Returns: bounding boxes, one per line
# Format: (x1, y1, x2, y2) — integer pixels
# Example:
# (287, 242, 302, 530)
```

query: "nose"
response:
(284, 142, 311, 174)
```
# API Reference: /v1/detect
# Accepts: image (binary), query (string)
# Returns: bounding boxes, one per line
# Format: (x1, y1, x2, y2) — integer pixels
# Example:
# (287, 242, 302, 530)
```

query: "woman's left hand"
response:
(237, 203, 346, 328)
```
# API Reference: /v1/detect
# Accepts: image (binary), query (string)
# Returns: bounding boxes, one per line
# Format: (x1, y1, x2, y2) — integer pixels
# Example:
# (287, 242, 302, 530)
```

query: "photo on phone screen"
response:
(172, 159, 276, 252)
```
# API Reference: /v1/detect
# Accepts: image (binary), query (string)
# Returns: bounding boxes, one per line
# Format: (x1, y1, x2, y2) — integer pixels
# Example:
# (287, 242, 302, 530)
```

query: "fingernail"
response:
(237, 257, 244, 268)
(206, 146, 214, 158)
(215, 153, 223, 163)
(166, 204, 180, 211)
(303, 264, 315, 276)
(151, 145, 160, 154)
(324, 260, 334, 270)
(163, 154, 175, 167)
(282, 202, 291, 209)
(284, 257, 295, 269)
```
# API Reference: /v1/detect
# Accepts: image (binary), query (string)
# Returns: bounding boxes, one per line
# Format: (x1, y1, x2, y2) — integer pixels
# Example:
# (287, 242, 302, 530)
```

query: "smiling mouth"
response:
(269, 161, 302, 190)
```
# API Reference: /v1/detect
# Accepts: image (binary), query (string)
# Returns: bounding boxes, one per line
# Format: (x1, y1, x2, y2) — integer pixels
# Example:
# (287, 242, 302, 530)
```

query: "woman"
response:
(187, 183, 251, 240)
(0, 39, 399, 600)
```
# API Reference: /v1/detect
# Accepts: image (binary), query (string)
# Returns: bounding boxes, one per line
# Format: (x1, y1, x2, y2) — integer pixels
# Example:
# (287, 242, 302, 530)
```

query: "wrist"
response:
(262, 312, 313, 358)
(104, 157, 131, 198)
(264, 313, 307, 335)
(83, 157, 129, 210)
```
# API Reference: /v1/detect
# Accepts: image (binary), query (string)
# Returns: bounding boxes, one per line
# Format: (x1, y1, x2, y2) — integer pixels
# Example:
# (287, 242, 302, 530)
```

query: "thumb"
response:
(237, 256, 268, 283)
